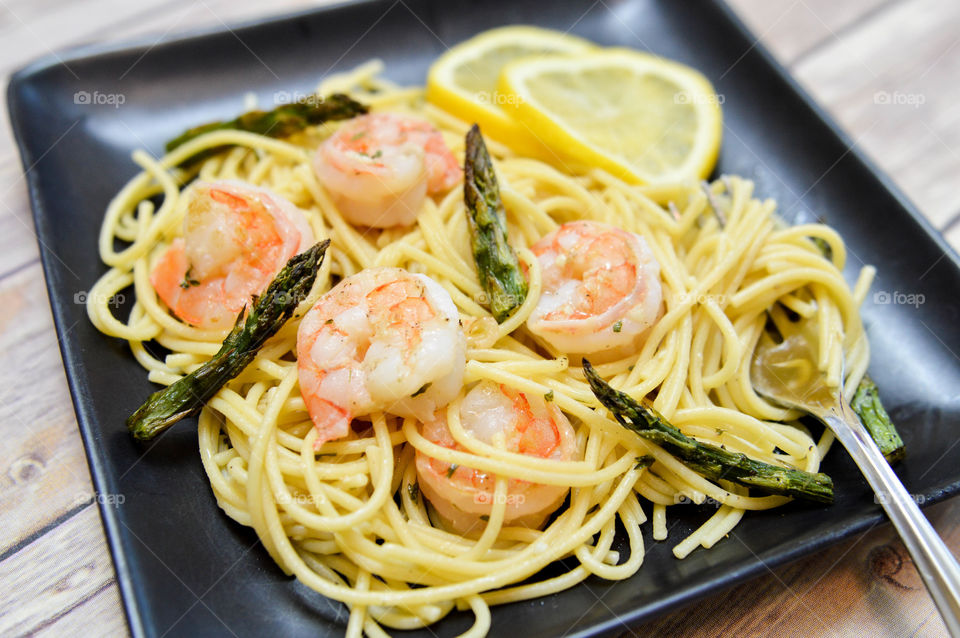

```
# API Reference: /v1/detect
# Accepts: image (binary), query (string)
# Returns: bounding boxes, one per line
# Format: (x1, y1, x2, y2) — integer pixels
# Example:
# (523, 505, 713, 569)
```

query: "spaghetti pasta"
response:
(87, 61, 873, 636)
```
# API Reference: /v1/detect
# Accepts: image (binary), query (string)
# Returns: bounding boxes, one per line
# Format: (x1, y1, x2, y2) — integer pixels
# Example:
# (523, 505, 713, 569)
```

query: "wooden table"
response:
(1, 1, 958, 635)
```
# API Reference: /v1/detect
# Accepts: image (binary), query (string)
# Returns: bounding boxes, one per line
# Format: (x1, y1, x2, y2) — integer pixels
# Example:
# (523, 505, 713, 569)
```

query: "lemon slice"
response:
(497, 49, 723, 183)
(426, 26, 595, 156)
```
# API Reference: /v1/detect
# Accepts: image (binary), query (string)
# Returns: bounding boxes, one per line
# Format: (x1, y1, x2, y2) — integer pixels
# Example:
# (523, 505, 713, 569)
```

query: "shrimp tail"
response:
(464, 124, 528, 323)
(127, 240, 331, 441)
(583, 359, 835, 504)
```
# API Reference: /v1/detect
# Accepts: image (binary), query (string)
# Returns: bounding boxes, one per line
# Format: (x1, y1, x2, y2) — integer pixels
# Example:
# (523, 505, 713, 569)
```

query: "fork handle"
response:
(825, 401, 960, 637)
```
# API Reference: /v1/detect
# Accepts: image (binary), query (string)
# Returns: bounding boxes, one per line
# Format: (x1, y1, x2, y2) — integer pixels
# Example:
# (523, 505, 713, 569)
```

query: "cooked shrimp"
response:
(312, 112, 461, 228)
(416, 381, 578, 535)
(151, 180, 315, 330)
(527, 220, 662, 357)
(297, 267, 466, 445)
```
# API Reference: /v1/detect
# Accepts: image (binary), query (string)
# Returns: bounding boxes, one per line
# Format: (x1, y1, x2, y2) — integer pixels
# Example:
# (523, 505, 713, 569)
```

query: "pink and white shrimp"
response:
(416, 381, 578, 534)
(312, 112, 461, 228)
(296, 267, 466, 445)
(526, 221, 662, 357)
(150, 180, 315, 330)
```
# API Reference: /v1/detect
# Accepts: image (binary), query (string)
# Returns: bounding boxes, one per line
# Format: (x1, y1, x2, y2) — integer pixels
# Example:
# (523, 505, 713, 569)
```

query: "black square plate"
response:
(8, 1, 960, 636)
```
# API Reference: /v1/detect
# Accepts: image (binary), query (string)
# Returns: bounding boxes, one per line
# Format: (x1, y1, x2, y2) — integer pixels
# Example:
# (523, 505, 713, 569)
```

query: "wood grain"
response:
(2, 0, 959, 636)
(636, 496, 959, 637)
(725, 0, 895, 62)
(945, 221, 960, 249)
(0, 264, 94, 558)
(0, 0, 322, 279)
(792, 0, 960, 228)
(0, 505, 115, 636)
(31, 584, 127, 638)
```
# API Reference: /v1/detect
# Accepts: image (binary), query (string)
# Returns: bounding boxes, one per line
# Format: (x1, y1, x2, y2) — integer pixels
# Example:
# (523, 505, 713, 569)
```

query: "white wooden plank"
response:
(633, 496, 959, 637)
(725, 0, 893, 63)
(943, 221, 960, 253)
(0, 506, 115, 636)
(793, 0, 960, 227)
(0, 0, 336, 278)
(31, 583, 126, 638)
(0, 264, 93, 556)
(0, 157, 41, 279)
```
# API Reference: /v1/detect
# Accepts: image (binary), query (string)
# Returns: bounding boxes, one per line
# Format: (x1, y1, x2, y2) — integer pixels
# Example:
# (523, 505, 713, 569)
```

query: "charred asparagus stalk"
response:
(127, 240, 330, 441)
(166, 93, 367, 165)
(464, 124, 528, 323)
(583, 360, 834, 504)
(851, 374, 905, 463)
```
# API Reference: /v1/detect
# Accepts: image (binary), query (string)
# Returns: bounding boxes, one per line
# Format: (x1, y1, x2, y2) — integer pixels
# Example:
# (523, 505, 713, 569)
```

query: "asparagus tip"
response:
(125, 239, 330, 442)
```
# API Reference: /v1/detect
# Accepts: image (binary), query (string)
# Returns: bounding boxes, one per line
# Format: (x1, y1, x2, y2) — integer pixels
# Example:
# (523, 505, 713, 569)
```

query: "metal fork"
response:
(751, 308, 960, 637)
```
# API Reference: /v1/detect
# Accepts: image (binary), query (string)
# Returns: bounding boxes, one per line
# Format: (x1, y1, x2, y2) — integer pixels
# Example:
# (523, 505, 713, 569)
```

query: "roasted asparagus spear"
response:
(127, 240, 330, 441)
(166, 94, 367, 164)
(583, 360, 834, 504)
(851, 374, 905, 463)
(464, 124, 528, 323)
(799, 236, 904, 461)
